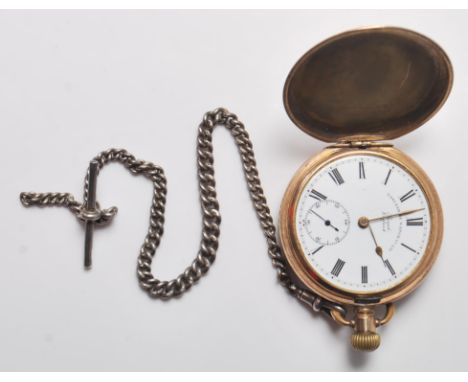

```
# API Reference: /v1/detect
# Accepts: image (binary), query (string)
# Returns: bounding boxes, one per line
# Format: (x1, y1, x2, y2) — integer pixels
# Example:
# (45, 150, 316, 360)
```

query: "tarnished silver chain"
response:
(20, 108, 345, 316)
(20, 192, 118, 224)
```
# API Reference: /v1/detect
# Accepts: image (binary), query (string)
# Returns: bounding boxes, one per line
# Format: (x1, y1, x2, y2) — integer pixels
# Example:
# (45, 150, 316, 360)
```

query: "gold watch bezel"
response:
(279, 146, 443, 306)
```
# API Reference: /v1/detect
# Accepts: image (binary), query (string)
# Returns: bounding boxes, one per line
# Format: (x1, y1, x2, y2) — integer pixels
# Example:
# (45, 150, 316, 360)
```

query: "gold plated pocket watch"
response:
(279, 27, 452, 351)
(19, 25, 452, 355)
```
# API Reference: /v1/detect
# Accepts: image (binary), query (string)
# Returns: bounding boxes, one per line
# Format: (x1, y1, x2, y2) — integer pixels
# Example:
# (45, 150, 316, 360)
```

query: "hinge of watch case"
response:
(328, 141, 394, 149)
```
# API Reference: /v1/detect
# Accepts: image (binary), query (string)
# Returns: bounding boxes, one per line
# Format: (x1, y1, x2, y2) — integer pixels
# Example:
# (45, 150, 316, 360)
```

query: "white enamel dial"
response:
(295, 154, 431, 294)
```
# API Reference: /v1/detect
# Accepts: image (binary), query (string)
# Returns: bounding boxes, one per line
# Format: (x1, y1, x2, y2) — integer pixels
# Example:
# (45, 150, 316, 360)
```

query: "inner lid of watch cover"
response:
(283, 27, 453, 142)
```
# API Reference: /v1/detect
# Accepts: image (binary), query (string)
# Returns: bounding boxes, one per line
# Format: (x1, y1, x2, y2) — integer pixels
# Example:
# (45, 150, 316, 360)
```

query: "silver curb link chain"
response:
(20, 108, 346, 316)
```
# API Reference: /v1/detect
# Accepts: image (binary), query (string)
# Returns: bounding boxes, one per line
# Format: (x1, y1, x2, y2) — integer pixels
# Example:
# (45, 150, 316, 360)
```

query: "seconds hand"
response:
(310, 209, 339, 232)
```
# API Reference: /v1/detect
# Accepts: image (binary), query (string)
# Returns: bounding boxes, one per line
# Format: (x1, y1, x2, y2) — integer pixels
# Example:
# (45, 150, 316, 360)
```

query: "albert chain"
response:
(20, 108, 345, 317)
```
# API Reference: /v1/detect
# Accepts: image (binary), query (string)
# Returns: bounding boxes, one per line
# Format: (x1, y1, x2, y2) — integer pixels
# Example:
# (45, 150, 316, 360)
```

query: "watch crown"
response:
(351, 332, 381, 351)
(331, 304, 395, 351)
(351, 306, 381, 351)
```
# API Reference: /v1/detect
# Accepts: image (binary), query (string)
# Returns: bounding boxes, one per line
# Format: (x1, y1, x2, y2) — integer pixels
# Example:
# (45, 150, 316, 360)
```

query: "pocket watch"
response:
(19, 26, 452, 355)
(279, 26, 452, 351)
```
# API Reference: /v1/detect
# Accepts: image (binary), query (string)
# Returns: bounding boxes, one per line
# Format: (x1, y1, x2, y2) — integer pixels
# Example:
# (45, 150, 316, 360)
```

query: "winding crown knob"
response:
(351, 306, 381, 352)
(331, 304, 395, 351)
(351, 332, 381, 351)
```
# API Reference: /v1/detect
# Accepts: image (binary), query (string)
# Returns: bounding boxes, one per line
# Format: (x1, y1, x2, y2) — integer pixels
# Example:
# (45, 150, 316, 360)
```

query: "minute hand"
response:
(368, 208, 425, 223)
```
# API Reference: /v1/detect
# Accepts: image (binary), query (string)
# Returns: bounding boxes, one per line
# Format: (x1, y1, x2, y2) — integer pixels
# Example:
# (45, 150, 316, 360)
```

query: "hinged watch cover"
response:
(283, 26, 453, 142)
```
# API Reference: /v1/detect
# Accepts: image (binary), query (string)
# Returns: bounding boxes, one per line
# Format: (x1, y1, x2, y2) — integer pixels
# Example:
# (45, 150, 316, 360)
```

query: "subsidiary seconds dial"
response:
(302, 199, 350, 247)
(295, 154, 431, 294)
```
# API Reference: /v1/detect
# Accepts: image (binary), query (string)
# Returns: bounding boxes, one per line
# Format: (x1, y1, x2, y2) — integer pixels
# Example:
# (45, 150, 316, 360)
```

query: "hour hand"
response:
(358, 216, 384, 261)
(368, 224, 384, 259)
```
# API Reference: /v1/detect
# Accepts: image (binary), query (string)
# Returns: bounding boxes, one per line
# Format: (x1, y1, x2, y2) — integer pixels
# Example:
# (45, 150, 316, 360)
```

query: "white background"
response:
(0, 10, 466, 371)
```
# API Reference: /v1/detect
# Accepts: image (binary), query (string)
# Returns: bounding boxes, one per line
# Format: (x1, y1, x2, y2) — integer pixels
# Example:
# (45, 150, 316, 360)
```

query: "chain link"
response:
(19, 108, 346, 316)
